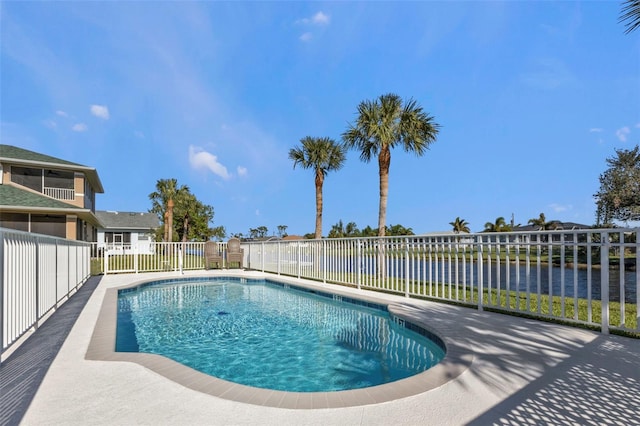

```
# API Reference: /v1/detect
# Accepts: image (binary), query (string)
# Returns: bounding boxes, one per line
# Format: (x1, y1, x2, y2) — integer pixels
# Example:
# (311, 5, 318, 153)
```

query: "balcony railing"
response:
(43, 186, 75, 201)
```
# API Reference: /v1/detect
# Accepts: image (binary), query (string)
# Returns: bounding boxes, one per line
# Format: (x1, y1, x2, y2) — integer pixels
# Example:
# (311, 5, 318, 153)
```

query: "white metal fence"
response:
(244, 229, 639, 335)
(90, 241, 230, 275)
(1, 228, 637, 362)
(1, 228, 90, 361)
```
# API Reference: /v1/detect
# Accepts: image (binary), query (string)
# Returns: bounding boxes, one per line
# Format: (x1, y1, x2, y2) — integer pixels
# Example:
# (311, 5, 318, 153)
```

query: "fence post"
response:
(404, 237, 410, 297)
(297, 241, 301, 279)
(356, 239, 361, 290)
(104, 246, 109, 275)
(277, 242, 281, 275)
(323, 239, 327, 284)
(477, 235, 484, 311)
(134, 242, 139, 273)
(600, 232, 610, 334)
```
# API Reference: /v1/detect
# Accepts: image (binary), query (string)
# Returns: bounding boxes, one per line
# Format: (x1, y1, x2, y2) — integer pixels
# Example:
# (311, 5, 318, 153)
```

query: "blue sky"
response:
(1, 1, 639, 236)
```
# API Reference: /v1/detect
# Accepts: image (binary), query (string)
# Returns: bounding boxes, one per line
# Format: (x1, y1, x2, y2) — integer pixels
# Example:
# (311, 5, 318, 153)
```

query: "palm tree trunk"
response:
(378, 147, 390, 237)
(377, 147, 391, 282)
(315, 170, 324, 239)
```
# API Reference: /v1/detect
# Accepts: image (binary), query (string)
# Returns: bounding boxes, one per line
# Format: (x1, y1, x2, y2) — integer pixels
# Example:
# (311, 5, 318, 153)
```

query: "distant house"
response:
(512, 222, 592, 232)
(0, 144, 104, 241)
(95, 210, 159, 254)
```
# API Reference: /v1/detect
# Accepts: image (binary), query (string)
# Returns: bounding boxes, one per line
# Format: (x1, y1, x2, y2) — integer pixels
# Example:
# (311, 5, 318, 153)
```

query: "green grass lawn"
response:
(91, 254, 204, 275)
(319, 271, 638, 336)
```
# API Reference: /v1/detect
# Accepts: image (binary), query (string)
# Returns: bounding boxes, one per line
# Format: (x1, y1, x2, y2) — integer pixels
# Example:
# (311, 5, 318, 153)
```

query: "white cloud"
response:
(616, 126, 630, 142)
(134, 131, 145, 139)
(188, 145, 230, 180)
(255, 209, 260, 216)
(589, 128, 603, 133)
(311, 11, 330, 25)
(90, 104, 110, 120)
(300, 32, 313, 42)
(237, 166, 248, 177)
(636, 122, 640, 128)
(72, 123, 87, 132)
(43, 120, 57, 129)
(549, 203, 571, 213)
(297, 11, 330, 26)
(56, 110, 68, 117)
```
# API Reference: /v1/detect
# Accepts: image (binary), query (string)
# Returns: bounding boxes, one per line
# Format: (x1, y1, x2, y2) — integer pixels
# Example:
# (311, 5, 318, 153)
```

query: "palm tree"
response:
(620, 0, 640, 34)
(449, 217, 470, 233)
(528, 212, 561, 231)
(149, 178, 190, 241)
(345, 221, 360, 237)
(342, 93, 440, 237)
(328, 220, 346, 238)
(484, 216, 511, 232)
(289, 137, 346, 239)
(528, 212, 547, 230)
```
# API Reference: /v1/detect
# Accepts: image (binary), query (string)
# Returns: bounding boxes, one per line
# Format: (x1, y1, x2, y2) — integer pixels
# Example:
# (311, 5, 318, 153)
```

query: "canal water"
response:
(320, 256, 637, 303)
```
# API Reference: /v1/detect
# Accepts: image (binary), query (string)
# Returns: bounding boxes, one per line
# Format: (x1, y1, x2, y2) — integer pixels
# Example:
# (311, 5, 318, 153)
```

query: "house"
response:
(512, 222, 592, 243)
(0, 144, 104, 241)
(95, 210, 159, 254)
(512, 222, 592, 232)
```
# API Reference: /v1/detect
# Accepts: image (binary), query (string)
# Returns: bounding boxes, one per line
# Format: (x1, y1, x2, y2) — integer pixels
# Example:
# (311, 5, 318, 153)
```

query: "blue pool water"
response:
(116, 278, 445, 392)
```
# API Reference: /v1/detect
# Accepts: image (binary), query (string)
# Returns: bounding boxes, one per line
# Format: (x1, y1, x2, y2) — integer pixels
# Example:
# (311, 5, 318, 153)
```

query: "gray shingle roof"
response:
(95, 210, 160, 230)
(0, 184, 101, 226)
(0, 144, 84, 167)
(0, 144, 105, 193)
(513, 222, 592, 231)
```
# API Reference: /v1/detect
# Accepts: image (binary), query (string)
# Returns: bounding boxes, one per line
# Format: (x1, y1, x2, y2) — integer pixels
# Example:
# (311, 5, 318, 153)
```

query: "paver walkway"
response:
(0, 276, 102, 426)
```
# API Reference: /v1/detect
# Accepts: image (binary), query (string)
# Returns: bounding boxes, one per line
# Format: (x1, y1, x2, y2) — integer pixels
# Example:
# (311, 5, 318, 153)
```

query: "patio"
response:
(2, 270, 639, 425)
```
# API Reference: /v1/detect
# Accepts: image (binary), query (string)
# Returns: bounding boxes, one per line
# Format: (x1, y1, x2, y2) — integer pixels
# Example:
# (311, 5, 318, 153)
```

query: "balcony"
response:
(43, 186, 75, 201)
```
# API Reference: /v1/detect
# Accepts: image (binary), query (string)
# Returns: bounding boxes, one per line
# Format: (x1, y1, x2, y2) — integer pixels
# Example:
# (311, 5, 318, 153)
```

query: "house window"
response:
(11, 166, 43, 192)
(31, 214, 66, 238)
(44, 169, 74, 189)
(84, 179, 95, 211)
(105, 232, 131, 244)
(0, 212, 29, 232)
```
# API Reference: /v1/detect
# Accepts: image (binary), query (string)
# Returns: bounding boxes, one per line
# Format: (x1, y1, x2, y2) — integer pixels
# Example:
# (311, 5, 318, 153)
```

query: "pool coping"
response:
(85, 273, 473, 409)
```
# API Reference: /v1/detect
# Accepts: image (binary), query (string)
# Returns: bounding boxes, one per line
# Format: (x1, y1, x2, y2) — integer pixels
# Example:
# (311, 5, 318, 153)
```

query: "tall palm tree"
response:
(342, 93, 440, 237)
(484, 216, 510, 232)
(449, 217, 470, 233)
(289, 136, 346, 239)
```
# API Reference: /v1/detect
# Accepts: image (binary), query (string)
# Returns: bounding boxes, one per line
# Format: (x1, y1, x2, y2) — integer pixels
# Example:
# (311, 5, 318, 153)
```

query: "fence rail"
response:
(90, 241, 229, 275)
(243, 229, 639, 335)
(1, 228, 90, 362)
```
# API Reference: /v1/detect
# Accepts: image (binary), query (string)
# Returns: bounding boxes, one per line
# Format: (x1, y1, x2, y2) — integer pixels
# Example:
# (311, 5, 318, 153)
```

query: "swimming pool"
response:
(86, 272, 470, 408)
(115, 277, 445, 392)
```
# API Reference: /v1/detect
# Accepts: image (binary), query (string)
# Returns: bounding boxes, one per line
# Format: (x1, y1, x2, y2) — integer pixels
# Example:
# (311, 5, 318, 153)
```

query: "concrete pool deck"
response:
(9, 270, 640, 425)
